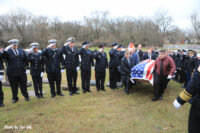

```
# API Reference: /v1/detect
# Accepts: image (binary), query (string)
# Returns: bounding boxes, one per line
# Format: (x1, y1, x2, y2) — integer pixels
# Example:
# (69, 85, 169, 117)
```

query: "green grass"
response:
(0, 47, 190, 133)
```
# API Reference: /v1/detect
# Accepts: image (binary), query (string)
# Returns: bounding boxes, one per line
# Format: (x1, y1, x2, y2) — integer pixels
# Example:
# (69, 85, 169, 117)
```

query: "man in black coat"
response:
(42, 39, 65, 98)
(137, 44, 143, 61)
(109, 43, 119, 90)
(79, 41, 94, 93)
(177, 50, 186, 83)
(93, 44, 108, 91)
(0, 52, 4, 107)
(28, 42, 45, 99)
(119, 50, 134, 94)
(2, 39, 30, 103)
(61, 37, 79, 96)
(143, 49, 156, 60)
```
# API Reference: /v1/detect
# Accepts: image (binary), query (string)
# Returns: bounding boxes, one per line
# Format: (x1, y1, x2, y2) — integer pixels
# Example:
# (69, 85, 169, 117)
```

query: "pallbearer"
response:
(28, 42, 44, 99)
(2, 39, 30, 103)
(93, 44, 108, 91)
(42, 39, 65, 98)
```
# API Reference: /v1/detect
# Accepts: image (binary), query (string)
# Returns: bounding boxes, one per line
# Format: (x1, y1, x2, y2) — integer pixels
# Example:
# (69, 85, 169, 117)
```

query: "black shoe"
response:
(40, 94, 45, 98)
(0, 103, 4, 107)
(58, 93, 65, 96)
(74, 91, 79, 94)
(87, 89, 92, 92)
(152, 97, 159, 101)
(12, 98, 19, 103)
(125, 90, 129, 95)
(97, 88, 100, 92)
(159, 96, 163, 100)
(25, 97, 30, 101)
(69, 92, 73, 96)
(83, 90, 86, 94)
(51, 95, 56, 98)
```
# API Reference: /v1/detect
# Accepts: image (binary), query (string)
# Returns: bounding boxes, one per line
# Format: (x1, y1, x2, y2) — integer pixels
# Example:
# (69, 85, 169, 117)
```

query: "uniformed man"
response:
(177, 50, 186, 83)
(42, 39, 65, 98)
(116, 44, 124, 83)
(174, 49, 181, 82)
(61, 37, 79, 96)
(183, 50, 196, 88)
(173, 65, 200, 133)
(109, 43, 119, 90)
(0, 52, 4, 107)
(28, 42, 45, 99)
(93, 44, 108, 91)
(79, 41, 94, 93)
(2, 39, 30, 103)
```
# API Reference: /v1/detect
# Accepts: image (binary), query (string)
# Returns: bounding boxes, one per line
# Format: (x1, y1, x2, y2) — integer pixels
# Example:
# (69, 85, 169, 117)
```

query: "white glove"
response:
(40, 72, 44, 77)
(29, 47, 34, 53)
(99, 49, 103, 53)
(5, 45, 12, 51)
(61, 69, 65, 73)
(47, 44, 54, 48)
(92, 67, 94, 70)
(0, 75, 4, 82)
(76, 67, 80, 71)
(26, 70, 30, 75)
(64, 42, 69, 46)
(173, 99, 181, 109)
(167, 75, 172, 79)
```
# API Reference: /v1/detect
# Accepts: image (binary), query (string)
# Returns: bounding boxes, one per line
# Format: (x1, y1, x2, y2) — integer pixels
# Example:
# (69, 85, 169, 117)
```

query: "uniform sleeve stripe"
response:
(184, 90, 192, 97)
(0, 70, 4, 72)
(180, 90, 192, 102)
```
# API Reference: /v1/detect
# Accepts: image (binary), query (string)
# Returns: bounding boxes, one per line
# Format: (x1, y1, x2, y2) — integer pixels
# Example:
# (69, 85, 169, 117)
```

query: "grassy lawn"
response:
(0, 47, 190, 133)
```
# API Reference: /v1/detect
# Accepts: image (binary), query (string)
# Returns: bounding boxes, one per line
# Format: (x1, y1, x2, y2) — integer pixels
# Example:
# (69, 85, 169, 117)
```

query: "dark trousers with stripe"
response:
(122, 75, 131, 93)
(81, 69, 91, 91)
(8, 75, 29, 100)
(189, 98, 200, 133)
(66, 69, 77, 93)
(96, 71, 105, 91)
(32, 76, 43, 97)
(0, 82, 3, 104)
(47, 72, 62, 96)
(153, 73, 169, 98)
(109, 67, 118, 88)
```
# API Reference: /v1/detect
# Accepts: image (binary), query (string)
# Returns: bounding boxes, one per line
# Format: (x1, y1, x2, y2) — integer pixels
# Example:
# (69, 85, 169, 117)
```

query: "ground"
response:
(0, 47, 190, 133)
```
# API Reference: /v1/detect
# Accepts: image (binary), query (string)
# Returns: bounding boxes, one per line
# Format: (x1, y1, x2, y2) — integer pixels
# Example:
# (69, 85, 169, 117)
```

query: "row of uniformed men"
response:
(0, 37, 130, 107)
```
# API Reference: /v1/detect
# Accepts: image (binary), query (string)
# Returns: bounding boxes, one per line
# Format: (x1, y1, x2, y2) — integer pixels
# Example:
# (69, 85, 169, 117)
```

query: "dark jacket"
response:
(154, 56, 176, 76)
(109, 49, 119, 68)
(184, 56, 196, 73)
(119, 56, 134, 76)
(93, 51, 108, 73)
(2, 48, 28, 76)
(79, 48, 94, 70)
(0, 52, 4, 76)
(130, 52, 140, 66)
(176, 70, 200, 105)
(177, 54, 185, 69)
(61, 45, 79, 70)
(137, 50, 143, 61)
(28, 52, 44, 76)
(143, 52, 156, 60)
(42, 48, 64, 74)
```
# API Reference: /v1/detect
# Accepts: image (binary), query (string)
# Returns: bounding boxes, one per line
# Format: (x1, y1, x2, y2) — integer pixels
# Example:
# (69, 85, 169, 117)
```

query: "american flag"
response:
(130, 59, 155, 85)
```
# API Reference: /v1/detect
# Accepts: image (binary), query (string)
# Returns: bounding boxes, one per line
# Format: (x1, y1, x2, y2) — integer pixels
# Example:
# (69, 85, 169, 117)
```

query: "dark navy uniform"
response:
(79, 42, 94, 93)
(177, 53, 186, 83)
(109, 43, 119, 89)
(28, 51, 44, 98)
(42, 47, 65, 97)
(0, 52, 4, 107)
(93, 45, 108, 91)
(184, 55, 196, 87)
(143, 52, 156, 60)
(62, 45, 79, 95)
(2, 47, 29, 103)
(137, 49, 143, 61)
(174, 69, 200, 133)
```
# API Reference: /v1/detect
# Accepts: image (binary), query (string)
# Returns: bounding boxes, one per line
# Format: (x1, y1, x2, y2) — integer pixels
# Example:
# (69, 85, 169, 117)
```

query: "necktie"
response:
(160, 59, 163, 75)
(14, 50, 18, 56)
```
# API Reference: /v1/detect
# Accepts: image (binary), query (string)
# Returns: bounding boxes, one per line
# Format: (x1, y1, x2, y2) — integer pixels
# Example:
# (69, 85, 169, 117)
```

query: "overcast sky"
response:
(0, 0, 199, 29)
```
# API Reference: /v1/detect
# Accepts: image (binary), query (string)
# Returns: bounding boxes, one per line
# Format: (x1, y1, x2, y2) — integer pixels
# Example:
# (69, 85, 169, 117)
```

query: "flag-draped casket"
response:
(130, 59, 155, 85)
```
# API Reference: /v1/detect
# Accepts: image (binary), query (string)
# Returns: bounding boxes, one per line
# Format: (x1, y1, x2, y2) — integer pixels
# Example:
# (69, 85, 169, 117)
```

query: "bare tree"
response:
(191, 12, 200, 41)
